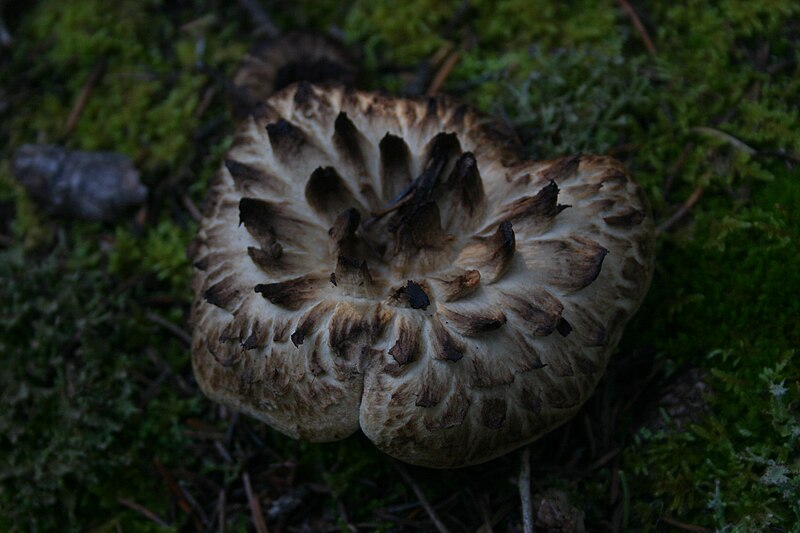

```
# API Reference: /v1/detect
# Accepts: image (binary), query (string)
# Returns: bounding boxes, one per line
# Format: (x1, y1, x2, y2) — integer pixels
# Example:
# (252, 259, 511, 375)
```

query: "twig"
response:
(518, 447, 534, 533)
(693, 127, 800, 163)
(118, 498, 170, 527)
(583, 413, 597, 460)
(589, 447, 622, 471)
(63, 57, 108, 136)
(182, 194, 204, 222)
(656, 186, 704, 235)
(443, 0, 471, 38)
(691, 126, 757, 155)
(661, 515, 712, 532)
(236, 0, 279, 38)
(146, 347, 193, 395)
(476, 492, 494, 533)
(138, 367, 170, 406)
(426, 51, 461, 97)
(0, 15, 12, 47)
(617, 0, 656, 56)
(214, 440, 234, 464)
(758, 149, 800, 164)
(408, 43, 453, 95)
(243, 471, 270, 533)
(663, 142, 694, 200)
(179, 480, 211, 528)
(218, 489, 227, 533)
(336, 499, 358, 533)
(394, 462, 451, 533)
(145, 311, 192, 346)
(195, 85, 218, 119)
(610, 464, 620, 506)
(154, 457, 202, 530)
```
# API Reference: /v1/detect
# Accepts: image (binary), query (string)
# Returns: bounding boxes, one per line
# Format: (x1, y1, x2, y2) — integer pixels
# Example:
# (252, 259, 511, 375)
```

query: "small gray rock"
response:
(12, 144, 147, 222)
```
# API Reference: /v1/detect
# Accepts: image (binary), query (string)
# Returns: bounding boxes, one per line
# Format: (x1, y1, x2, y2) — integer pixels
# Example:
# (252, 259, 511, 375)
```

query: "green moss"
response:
(4, 0, 249, 174)
(109, 220, 194, 288)
(0, 241, 197, 531)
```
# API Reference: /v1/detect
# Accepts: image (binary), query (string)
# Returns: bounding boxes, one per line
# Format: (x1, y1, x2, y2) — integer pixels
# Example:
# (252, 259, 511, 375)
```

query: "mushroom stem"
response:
(519, 446, 535, 533)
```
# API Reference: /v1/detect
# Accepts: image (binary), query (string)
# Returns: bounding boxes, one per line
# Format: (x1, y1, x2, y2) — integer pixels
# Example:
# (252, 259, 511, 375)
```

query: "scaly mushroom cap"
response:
(190, 83, 654, 468)
(233, 32, 358, 118)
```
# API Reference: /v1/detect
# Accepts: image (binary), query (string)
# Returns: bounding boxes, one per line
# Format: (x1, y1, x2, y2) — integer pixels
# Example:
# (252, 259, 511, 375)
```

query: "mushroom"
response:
(232, 31, 358, 118)
(190, 83, 654, 468)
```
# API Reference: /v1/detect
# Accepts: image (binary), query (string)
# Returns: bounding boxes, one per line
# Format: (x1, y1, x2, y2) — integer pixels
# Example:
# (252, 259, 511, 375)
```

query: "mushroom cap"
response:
(190, 83, 654, 468)
(233, 32, 358, 118)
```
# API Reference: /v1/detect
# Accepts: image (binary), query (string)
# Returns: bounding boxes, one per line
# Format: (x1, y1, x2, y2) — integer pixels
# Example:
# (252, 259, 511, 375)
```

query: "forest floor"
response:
(1, 1, 799, 531)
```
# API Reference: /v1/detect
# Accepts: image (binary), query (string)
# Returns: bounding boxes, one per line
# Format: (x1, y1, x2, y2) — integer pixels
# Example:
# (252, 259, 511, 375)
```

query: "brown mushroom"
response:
(232, 32, 358, 118)
(190, 83, 654, 468)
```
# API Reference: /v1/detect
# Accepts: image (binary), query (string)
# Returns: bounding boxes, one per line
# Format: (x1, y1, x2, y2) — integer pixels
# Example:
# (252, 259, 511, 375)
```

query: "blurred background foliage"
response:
(0, 0, 798, 530)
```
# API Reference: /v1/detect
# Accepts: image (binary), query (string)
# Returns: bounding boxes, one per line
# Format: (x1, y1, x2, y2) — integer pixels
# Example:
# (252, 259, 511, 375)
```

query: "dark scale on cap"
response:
(556, 317, 573, 337)
(403, 280, 430, 310)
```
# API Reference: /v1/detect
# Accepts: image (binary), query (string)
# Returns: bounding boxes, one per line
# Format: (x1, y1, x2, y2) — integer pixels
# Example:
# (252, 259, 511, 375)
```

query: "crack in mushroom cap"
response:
(190, 83, 655, 468)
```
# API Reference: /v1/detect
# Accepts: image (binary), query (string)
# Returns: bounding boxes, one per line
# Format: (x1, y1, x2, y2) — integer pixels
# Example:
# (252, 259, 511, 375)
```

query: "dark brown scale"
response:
(501, 289, 564, 337)
(415, 383, 441, 408)
(520, 236, 609, 293)
(556, 317, 573, 337)
(328, 207, 360, 243)
(539, 155, 581, 182)
(238, 197, 277, 245)
(456, 221, 515, 283)
(432, 320, 465, 362)
(423, 391, 470, 431)
(333, 112, 368, 168)
(254, 275, 323, 310)
(305, 166, 359, 222)
(208, 346, 241, 368)
(204, 275, 239, 312)
(239, 197, 316, 249)
(392, 280, 430, 310)
(333, 255, 375, 297)
(498, 180, 561, 224)
(480, 398, 507, 429)
(392, 201, 446, 254)
(447, 152, 485, 216)
(241, 332, 261, 350)
(248, 243, 282, 264)
(440, 307, 507, 337)
(604, 208, 646, 227)
(225, 159, 270, 187)
(520, 388, 544, 414)
(470, 357, 515, 388)
(389, 331, 419, 366)
(379, 133, 412, 202)
(266, 119, 308, 156)
(291, 301, 335, 347)
(430, 269, 481, 302)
